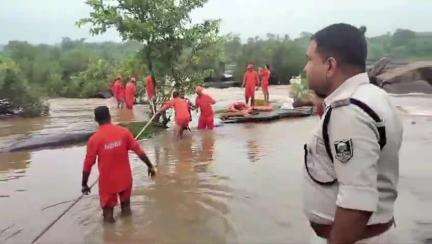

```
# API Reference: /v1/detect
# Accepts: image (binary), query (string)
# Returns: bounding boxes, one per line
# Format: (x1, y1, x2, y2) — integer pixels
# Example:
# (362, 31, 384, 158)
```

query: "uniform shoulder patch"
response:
(334, 139, 353, 163)
(331, 99, 350, 108)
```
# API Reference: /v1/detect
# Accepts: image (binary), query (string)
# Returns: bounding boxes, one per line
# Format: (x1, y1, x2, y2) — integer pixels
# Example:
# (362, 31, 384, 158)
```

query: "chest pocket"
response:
(304, 134, 337, 186)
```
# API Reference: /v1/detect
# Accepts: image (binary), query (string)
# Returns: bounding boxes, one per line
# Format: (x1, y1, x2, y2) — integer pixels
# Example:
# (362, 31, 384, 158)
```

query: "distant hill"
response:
(0, 44, 4, 51)
(416, 32, 432, 38)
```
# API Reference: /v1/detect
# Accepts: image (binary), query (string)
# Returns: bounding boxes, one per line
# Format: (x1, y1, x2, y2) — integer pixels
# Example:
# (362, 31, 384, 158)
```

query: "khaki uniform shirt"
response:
(303, 73, 403, 225)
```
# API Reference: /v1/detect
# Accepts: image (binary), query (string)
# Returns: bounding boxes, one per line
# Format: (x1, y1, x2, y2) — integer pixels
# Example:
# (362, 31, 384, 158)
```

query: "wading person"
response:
(81, 106, 156, 223)
(195, 86, 216, 130)
(157, 91, 191, 139)
(179, 91, 193, 132)
(112, 76, 125, 109)
(125, 77, 137, 110)
(302, 23, 403, 243)
(146, 74, 156, 114)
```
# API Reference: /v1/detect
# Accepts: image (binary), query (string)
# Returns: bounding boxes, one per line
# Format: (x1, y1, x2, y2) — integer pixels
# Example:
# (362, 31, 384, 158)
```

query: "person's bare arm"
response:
(329, 207, 372, 244)
(138, 153, 157, 177)
(209, 95, 216, 105)
(157, 100, 173, 114)
(128, 131, 157, 177)
(81, 137, 97, 194)
(256, 73, 261, 91)
(242, 73, 246, 87)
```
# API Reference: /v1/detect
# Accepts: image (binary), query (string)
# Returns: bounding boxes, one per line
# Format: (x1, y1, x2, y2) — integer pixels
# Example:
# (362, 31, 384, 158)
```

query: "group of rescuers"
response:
(110, 62, 271, 138)
(81, 23, 403, 244)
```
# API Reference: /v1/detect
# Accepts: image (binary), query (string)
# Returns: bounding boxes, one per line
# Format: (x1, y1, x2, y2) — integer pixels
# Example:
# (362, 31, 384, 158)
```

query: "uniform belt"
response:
(310, 219, 394, 240)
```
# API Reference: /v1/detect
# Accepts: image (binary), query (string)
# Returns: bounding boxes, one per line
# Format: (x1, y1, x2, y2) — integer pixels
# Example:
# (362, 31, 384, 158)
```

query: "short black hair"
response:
(172, 91, 180, 98)
(94, 106, 111, 124)
(311, 23, 367, 71)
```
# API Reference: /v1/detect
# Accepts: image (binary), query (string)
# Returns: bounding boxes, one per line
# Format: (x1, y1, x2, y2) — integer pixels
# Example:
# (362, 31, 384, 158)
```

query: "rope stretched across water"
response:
(31, 114, 158, 244)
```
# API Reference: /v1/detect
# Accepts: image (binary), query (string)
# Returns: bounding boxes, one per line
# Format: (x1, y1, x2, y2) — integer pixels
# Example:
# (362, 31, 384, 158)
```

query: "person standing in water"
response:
(179, 91, 193, 132)
(258, 67, 263, 82)
(81, 106, 156, 223)
(112, 76, 125, 109)
(125, 77, 137, 110)
(146, 74, 156, 114)
(260, 64, 271, 104)
(242, 64, 260, 107)
(157, 91, 191, 139)
(195, 86, 216, 130)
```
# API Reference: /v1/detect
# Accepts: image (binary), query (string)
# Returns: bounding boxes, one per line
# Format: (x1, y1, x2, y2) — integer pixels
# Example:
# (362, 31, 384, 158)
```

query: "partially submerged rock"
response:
(0, 98, 49, 118)
(383, 80, 432, 94)
(368, 57, 392, 85)
(5, 121, 167, 152)
(368, 60, 432, 93)
(95, 90, 113, 99)
(8, 132, 94, 152)
(0, 99, 15, 118)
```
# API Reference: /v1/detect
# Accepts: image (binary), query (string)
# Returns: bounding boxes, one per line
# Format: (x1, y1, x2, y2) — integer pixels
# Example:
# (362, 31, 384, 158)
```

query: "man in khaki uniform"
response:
(302, 23, 403, 244)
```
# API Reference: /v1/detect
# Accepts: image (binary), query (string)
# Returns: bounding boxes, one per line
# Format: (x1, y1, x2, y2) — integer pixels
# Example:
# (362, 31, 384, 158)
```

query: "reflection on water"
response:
(196, 132, 216, 169)
(0, 152, 30, 172)
(0, 152, 30, 183)
(246, 139, 263, 163)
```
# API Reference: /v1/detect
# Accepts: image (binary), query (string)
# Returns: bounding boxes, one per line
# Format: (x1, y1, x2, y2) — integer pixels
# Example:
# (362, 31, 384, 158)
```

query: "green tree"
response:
(59, 48, 95, 80)
(78, 0, 221, 110)
(74, 58, 114, 98)
(0, 56, 48, 117)
(223, 35, 307, 83)
(392, 29, 416, 47)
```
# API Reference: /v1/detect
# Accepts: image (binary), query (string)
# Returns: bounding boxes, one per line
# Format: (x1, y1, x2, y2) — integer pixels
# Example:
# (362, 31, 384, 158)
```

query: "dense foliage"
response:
(1, 13, 431, 117)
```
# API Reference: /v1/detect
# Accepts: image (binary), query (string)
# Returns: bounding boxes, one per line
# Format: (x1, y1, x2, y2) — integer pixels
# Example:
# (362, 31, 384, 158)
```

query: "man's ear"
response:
(327, 57, 338, 75)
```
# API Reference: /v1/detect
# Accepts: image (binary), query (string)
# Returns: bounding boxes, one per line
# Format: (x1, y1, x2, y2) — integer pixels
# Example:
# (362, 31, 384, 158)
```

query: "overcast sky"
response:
(0, 0, 431, 44)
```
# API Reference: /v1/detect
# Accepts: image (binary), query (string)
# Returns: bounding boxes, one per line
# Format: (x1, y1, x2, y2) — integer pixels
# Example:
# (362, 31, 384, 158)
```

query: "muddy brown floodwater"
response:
(0, 86, 432, 243)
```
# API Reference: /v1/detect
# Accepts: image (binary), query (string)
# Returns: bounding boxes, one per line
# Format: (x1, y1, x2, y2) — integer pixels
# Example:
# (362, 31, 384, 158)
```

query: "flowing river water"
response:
(0, 86, 432, 243)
